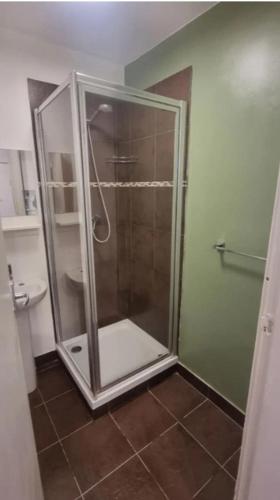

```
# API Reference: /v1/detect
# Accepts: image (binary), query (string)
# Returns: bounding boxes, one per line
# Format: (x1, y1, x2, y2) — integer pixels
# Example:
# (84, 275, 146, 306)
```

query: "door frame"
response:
(0, 220, 43, 500)
(236, 164, 280, 499)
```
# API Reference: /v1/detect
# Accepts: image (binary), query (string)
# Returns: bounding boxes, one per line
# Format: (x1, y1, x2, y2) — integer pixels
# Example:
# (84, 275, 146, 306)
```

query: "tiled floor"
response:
(29, 363, 242, 500)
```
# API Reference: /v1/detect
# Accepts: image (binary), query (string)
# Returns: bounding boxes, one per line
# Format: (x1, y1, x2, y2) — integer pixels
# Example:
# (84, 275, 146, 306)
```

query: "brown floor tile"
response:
(28, 388, 42, 409)
(182, 400, 242, 464)
(39, 443, 80, 500)
(31, 405, 57, 451)
(47, 389, 92, 438)
(195, 469, 235, 500)
(38, 365, 74, 401)
(63, 415, 133, 491)
(224, 449, 240, 479)
(150, 373, 205, 419)
(112, 391, 175, 450)
(84, 456, 166, 500)
(140, 424, 217, 500)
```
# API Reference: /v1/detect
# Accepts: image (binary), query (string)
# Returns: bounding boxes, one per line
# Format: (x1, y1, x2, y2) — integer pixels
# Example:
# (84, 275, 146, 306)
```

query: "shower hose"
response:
(87, 125, 111, 243)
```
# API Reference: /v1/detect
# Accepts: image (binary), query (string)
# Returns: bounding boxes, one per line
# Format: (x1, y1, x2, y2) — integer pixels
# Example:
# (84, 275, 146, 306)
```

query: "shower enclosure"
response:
(35, 72, 186, 409)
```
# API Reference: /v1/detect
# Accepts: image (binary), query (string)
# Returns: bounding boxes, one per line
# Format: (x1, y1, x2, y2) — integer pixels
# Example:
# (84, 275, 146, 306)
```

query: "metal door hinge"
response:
(261, 313, 274, 336)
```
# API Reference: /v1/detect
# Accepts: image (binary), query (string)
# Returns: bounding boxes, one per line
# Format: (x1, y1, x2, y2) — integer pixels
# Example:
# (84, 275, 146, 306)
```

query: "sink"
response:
(14, 279, 47, 394)
(14, 279, 47, 310)
(66, 267, 84, 292)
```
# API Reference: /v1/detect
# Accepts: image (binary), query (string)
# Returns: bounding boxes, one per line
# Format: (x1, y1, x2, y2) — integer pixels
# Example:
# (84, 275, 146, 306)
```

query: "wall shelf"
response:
(1, 215, 41, 232)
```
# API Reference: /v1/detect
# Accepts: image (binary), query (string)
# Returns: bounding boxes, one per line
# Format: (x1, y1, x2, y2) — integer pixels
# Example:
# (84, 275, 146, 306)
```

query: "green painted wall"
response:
(125, 2, 280, 410)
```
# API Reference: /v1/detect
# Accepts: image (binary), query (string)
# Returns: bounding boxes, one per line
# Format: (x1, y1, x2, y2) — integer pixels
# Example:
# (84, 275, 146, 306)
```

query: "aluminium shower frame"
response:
(35, 71, 187, 408)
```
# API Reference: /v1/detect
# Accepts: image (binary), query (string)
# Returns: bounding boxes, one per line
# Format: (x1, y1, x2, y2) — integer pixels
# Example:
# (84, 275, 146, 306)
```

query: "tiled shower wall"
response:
(115, 68, 191, 346)
(115, 104, 174, 346)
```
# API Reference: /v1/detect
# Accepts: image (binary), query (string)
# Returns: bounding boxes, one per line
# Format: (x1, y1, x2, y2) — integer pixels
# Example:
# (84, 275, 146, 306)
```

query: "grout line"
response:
(223, 447, 241, 468)
(80, 454, 137, 497)
(137, 453, 170, 500)
(148, 389, 238, 485)
(32, 402, 45, 409)
(130, 422, 178, 457)
(155, 421, 178, 440)
(175, 370, 244, 430)
(109, 412, 170, 500)
(36, 388, 75, 408)
(38, 440, 59, 455)
(192, 475, 214, 499)
(60, 419, 93, 442)
(37, 387, 85, 499)
(181, 399, 208, 420)
(182, 424, 237, 483)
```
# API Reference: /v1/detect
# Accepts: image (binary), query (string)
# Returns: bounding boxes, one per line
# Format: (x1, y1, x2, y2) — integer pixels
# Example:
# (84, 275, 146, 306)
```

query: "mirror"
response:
(0, 149, 37, 217)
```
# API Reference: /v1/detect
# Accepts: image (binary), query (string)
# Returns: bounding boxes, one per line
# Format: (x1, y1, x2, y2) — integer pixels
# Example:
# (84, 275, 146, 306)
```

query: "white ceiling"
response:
(0, 2, 216, 65)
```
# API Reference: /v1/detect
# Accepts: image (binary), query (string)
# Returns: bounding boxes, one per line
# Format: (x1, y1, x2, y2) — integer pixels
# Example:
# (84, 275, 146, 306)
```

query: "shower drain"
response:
(71, 345, 82, 353)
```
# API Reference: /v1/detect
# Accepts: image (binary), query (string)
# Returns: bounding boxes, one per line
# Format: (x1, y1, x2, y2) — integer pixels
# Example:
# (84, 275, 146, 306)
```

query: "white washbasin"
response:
(66, 267, 84, 292)
(14, 279, 47, 310)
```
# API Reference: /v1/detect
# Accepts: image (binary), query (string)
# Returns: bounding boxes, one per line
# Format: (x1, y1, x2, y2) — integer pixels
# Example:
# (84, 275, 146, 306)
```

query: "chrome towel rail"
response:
(213, 241, 266, 262)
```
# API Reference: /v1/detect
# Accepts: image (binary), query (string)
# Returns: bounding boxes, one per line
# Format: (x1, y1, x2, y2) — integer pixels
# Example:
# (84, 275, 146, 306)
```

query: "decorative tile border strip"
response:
(44, 180, 188, 188)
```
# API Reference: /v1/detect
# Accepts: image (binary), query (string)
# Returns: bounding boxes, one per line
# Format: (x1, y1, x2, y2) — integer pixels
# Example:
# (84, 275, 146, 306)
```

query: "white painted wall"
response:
(0, 27, 124, 355)
(0, 27, 124, 150)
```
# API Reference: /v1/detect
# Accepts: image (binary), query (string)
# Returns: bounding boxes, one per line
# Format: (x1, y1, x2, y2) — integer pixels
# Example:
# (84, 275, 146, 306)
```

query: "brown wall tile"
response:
(155, 132, 174, 181)
(131, 137, 155, 182)
(154, 230, 171, 276)
(131, 188, 155, 227)
(153, 67, 192, 101)
(156, 109, 175, 134)
(131, 103, 155, 139)
(131, 224, 153, 268)
(89, 138, 116, 182)
(155, 188, 172, 231)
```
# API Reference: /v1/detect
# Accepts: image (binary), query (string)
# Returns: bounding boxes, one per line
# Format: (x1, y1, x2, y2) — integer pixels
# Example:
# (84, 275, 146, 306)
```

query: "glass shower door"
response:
(78, 79, 186, 391)
(36, 83, 95, 389)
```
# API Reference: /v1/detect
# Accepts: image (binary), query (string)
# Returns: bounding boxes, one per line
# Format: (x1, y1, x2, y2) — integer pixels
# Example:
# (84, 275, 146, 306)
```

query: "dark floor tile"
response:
(224, 449, 240, 479)
(195, 469, 235, 500)
(84, 456, 165, 500)
(150, 373, 205, 419)
(63, 415, 133, 491)
(182, 400, 242, 464)
(31, 405, 57, 451)
(140, 424, 217, 500)
(112, 391, 175, 450)
(38, 365, 74, 401)
(39, 443, 80, 500)
(28, 388, 42, 409)
(47, 389, 92, 438)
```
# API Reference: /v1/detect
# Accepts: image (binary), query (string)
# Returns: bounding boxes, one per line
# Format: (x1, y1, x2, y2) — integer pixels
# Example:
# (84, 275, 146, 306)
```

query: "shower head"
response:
(87, 103, 113, 124)
(98, 104, 112, 113)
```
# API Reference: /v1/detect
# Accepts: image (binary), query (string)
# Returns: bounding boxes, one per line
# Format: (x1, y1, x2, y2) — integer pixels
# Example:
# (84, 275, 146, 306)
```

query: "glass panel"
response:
(85, 91, 177, 389)
(40, 86, 91, 387)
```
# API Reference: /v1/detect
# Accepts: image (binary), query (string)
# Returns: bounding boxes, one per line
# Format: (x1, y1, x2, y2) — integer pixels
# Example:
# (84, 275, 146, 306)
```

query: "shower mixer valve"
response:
(92, 214, 102, 225)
